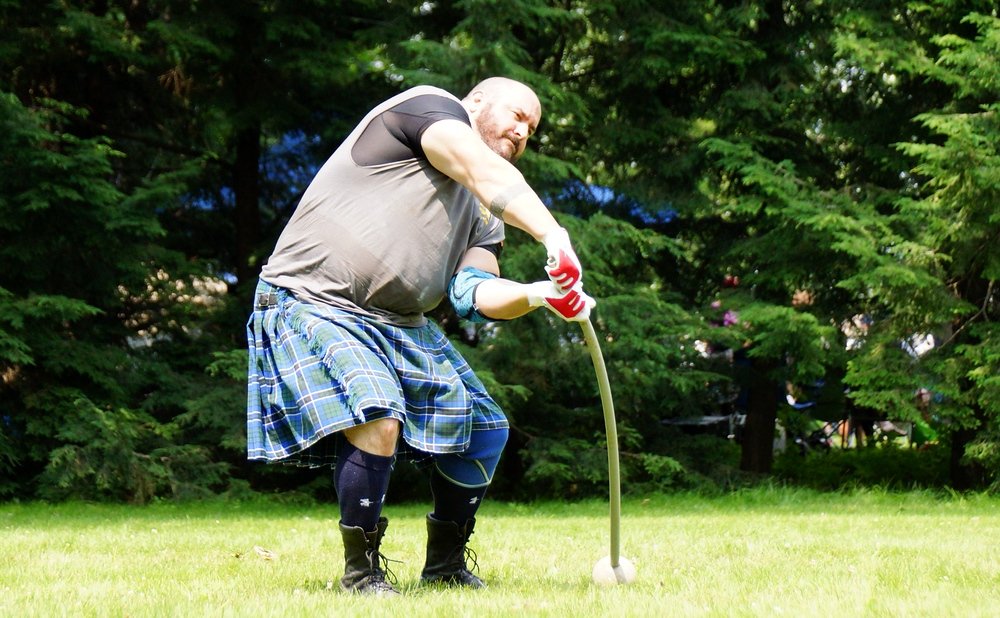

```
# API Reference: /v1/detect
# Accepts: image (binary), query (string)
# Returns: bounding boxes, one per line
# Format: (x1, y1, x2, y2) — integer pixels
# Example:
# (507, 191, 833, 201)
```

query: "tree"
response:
(0, 0, 399, 500)
(3, 0, 997, 500)
(875, 12, 1000, 488)
(0, 91, 186, 500)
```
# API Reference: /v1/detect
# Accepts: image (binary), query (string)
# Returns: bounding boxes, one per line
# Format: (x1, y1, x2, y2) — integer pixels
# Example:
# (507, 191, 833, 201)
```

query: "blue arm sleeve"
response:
(448, 267, 499, 323)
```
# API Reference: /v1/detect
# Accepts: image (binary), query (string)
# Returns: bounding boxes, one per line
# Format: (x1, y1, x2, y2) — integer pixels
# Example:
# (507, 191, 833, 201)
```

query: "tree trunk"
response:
(949, 401, 987, 490)
(740, 358, 780, 473)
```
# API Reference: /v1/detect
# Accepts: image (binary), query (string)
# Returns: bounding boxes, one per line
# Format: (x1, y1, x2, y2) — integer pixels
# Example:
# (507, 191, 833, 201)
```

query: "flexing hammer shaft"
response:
(580, 318, 621, 567)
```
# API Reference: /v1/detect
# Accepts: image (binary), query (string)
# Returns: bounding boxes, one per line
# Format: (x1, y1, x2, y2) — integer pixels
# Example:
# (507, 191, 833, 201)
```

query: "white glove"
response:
(525, 281, 596, 322)
(542, 227, 583, 291)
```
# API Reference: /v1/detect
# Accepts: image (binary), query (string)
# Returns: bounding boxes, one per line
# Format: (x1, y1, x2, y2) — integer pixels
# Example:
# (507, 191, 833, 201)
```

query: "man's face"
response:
(474, 92, 540, 163)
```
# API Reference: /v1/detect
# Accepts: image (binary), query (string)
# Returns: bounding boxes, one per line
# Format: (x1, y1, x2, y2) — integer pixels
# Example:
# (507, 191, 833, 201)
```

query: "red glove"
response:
(526, 281, 596, 322)
(542, 227, 583, 291)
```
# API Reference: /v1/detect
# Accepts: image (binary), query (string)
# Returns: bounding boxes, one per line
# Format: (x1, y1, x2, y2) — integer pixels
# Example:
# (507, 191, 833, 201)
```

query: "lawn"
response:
(2, 488, 998, 617)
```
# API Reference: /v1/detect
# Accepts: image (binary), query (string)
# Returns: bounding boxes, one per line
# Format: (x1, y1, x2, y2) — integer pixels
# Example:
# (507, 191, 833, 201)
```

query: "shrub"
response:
(773, 444, 949, 490)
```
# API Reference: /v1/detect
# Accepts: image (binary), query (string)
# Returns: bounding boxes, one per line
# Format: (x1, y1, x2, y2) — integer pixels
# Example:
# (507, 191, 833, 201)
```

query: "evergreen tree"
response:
(0, 91, 184, 500)
(865, 11, 1000, 488)
(2, 0, 997, 499)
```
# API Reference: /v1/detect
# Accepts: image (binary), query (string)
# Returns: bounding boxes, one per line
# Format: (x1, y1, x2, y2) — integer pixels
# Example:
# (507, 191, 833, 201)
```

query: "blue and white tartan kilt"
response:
(246, 280, 508, 468)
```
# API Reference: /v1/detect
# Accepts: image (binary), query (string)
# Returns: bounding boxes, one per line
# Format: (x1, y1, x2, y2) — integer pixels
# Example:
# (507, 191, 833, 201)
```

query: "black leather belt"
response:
(255, 292, 279, 309)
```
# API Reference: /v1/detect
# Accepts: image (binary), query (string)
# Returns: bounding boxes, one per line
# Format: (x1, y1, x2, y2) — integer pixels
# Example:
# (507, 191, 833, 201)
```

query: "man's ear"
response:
(466, 90, 486, 113)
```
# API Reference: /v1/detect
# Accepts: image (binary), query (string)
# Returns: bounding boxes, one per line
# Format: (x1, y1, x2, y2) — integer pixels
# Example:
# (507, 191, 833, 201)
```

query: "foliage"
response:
(873, 10, 999, 485)
(0, 91, 156, 499)
(458, 213, 709, 498)
(1, 0, 998, 501)
(37, 402, 227, 503)
(773, 445, 950, 491)
(654, 431, 747, 491)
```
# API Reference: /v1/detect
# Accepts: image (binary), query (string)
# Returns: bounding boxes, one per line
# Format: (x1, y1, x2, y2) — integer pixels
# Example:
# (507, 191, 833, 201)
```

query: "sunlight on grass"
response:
(2, 489, 999, 617)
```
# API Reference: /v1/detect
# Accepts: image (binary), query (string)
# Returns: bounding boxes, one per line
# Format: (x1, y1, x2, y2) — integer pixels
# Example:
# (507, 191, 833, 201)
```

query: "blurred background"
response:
(1, 0, 997, 503)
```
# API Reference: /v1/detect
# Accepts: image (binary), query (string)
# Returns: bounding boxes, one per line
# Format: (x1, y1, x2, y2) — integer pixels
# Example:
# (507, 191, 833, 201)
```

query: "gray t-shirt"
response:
(260, 86, 505, 327)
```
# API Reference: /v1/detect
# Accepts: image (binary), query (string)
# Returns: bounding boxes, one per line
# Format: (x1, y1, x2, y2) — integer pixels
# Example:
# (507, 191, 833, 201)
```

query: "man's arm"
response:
(451, 247, 594, 322)
(421, 119, 559, 242)
(453, 247, 531, 320)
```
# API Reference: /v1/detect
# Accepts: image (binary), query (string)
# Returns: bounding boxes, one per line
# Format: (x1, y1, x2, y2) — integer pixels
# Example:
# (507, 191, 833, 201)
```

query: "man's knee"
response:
(342, 418, 401, 456)
(434, 427, 508, 487)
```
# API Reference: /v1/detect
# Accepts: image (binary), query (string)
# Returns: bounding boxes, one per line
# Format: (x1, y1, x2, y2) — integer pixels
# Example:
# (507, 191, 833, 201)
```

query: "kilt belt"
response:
(255, 292, 278, 309)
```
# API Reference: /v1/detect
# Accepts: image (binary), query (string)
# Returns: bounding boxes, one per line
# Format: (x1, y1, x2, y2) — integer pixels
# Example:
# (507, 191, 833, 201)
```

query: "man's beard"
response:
(476, 103, 519, 162)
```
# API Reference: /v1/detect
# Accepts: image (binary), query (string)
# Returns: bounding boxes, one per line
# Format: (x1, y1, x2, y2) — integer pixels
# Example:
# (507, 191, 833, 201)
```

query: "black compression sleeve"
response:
(477, 242, 503, 260)
(352, 94, 469, 166)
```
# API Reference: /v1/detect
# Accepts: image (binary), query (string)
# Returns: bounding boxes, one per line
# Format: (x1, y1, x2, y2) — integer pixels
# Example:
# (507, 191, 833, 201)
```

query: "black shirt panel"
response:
(351, 95, 470, 166)
(480, 242, 503, 260)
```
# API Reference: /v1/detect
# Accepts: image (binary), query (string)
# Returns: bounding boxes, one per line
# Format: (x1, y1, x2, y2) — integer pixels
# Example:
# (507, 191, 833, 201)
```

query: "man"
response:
(246, 77, 594, 595)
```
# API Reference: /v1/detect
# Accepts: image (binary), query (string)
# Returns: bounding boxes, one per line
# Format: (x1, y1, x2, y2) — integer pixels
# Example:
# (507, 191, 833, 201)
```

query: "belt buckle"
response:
(256, 292, 278, 309)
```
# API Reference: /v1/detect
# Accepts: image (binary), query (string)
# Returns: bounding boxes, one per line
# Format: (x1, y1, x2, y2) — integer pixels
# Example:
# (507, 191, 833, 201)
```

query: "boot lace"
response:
(461, 545, 480, 574)
(368, 549, 402, 587)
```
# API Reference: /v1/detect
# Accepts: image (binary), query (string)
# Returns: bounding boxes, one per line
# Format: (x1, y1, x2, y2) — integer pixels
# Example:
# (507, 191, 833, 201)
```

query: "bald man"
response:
(246, 77, 594, 595)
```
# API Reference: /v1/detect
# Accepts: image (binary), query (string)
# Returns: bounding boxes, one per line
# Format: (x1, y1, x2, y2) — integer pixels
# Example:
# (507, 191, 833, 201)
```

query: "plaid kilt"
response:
(246, 280, 507, 468)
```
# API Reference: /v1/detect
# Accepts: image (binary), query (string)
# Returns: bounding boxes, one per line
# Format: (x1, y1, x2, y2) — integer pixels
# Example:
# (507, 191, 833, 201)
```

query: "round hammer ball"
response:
(591, 555, 637, 586)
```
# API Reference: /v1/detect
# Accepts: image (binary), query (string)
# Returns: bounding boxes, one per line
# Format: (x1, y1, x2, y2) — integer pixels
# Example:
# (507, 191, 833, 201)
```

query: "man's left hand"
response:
(526, 281, 595, 322)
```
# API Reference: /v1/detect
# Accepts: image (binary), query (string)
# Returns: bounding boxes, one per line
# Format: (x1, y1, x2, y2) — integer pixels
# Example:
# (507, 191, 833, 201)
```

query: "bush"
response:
(773, 444, 949, 490)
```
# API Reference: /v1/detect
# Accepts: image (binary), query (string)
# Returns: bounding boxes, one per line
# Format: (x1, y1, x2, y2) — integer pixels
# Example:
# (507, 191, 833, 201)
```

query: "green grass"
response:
(2, 488, 999, 617)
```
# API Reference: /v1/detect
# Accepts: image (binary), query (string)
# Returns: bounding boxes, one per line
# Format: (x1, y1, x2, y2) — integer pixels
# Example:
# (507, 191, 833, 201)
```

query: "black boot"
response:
(339, 517, 400, 595)
(420, 514, 485, 588)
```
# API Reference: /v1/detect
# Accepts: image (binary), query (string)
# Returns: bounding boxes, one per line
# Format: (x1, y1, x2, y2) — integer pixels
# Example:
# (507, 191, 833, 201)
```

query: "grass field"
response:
(2, 488, 998, 617)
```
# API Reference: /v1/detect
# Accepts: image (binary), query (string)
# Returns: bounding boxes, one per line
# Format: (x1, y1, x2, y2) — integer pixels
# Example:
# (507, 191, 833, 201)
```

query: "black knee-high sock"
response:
(334, 438, 394, 532)
(430, 468, 489, 524)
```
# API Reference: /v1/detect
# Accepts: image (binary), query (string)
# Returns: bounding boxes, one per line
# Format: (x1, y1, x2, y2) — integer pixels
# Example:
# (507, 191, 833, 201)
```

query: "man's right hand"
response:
(542, 227, 583, 291)
(525, 281, 595, 322)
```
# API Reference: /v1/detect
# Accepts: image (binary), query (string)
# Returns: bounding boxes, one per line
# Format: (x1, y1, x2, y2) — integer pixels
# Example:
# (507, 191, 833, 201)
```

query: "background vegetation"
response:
(1, 1, 997, 502)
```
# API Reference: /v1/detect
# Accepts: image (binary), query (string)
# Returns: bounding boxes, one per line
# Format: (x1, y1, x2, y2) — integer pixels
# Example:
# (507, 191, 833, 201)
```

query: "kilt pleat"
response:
(247, 281, 507, 468)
